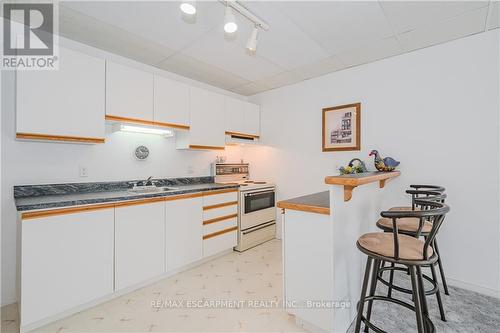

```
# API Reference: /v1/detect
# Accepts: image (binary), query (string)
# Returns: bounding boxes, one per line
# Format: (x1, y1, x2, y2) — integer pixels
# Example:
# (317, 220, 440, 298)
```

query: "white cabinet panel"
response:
(165, 197, 203, 271)
(20, 209, 114, 326)
(177, 87, 225, 149)
(225, 97, 246, 134)
(203, 217, 237, 236)
(244, 103, 261, 137)
(115, 201, 165, 291)
(203, 231, 237, 258)
(153, 75, 190, 128)
(203, 205, 237, 221)
(16, 46, 105, 140)
(202, 191, 238, 207)
(106, 61, 153, 121)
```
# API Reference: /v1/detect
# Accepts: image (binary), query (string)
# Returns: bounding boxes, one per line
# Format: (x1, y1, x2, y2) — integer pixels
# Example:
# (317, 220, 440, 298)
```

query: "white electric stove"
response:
(214, 163, 276, 251)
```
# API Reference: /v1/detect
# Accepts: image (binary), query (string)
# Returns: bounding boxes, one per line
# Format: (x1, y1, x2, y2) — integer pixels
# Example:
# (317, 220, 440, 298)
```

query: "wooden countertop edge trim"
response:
(203, 201, 238, 210)
(277, 202, 330, 215)
(16, 133, 105, 144)
(324, 171, 401, 202)
(105, 115, 190, 130)
(189, 145, 226, 150)
(203, 226, 238, 240)
(203, 213, 238, 225)
(21, 188, 238, 220)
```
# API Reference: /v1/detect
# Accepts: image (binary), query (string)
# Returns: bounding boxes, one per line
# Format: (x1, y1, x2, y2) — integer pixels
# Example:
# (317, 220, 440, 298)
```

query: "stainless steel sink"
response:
(128, 186, 179, 194)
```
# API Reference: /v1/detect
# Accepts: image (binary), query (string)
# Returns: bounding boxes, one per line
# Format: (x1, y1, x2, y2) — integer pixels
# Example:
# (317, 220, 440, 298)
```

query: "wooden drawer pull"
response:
(203, 201, 238, 211)
(203, 213, 237, 225)
(203, 226, 237, 240)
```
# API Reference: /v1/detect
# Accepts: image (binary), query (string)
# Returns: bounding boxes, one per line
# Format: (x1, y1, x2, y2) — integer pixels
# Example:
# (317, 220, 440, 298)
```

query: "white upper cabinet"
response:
(176, 87, 226, 150)
(16, 46, 105, 143)
(105, 61, 153, 121)
(244, 102, 261, 137)
(224, 97, 261, 138)
(225, 97, 246, 135)
(114, 201, 165, 291)
(153, 75, 190, 129)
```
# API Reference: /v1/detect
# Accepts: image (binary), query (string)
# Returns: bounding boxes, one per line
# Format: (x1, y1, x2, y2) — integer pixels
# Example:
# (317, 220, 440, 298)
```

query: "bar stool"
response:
(377, 191, 447, 322)
(385, 186, 450, 296)
(354, 199, 450, 333)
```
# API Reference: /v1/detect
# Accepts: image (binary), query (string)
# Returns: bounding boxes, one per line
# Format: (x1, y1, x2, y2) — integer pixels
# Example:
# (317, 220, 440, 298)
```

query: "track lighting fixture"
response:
(180, 1, 196, 15)
(246, 26, 259, 53)
(224, 6, 238, 34)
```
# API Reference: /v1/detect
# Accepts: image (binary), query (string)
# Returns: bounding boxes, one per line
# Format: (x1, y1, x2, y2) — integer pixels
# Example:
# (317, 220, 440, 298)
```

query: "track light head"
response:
(224, 6, 238, 34)
(246, 26, 259, 53)
(180, 1, 196, 15)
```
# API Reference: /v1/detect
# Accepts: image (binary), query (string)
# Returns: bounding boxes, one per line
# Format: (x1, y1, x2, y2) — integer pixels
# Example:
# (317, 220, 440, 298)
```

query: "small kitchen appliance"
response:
(214, 163, 276, 251)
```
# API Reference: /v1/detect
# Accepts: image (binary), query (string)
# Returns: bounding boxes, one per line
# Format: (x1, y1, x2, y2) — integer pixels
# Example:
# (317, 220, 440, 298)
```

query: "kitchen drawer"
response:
(203, 204, 237, 221)
(203, 190, 238, 207)
(203, 229, 237, 258)
(239, 222, 276, 250)
(203, 217, 237, 236)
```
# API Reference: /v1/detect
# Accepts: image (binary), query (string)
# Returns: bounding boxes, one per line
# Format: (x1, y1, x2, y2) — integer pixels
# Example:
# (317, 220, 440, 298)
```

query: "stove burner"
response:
(240, 184, 249, 186)
(244, 180, 254, 183)
(253, 181, 266, 184)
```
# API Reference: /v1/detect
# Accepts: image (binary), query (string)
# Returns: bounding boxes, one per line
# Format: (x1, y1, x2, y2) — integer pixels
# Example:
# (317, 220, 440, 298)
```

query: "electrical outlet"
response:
(79, 166, 88, 177)
(187, 165, 194, 174)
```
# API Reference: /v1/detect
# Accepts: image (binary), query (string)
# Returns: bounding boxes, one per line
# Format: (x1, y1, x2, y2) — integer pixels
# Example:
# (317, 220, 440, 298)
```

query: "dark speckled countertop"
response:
(14, 177, 239, 211)
(277, 191, 330, 215)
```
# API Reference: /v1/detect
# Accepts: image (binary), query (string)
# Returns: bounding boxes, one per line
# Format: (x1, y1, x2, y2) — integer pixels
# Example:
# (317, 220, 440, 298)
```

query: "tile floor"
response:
(2, 239, 500, 333)
(1, 239, 305, 333)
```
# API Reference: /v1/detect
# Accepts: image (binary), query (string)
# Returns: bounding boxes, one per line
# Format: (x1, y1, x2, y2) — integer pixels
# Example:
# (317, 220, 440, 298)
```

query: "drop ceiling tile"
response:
(488, 1, 500, 30)
(337, 37, 403, 68)
(59, 8, 174, 65)
(380, 1, 489, 34)
(157, 53, 250, 90)
(253, 71, 304, 90)
(398, 6, 489, 52)
(61, 1, 221, 51)
(225, 1, 329, 70)
(277, 1, 393, 54)
(293, 56, 346, 81)
(182, 26, 284, 82)
(230, 82, 271, 96)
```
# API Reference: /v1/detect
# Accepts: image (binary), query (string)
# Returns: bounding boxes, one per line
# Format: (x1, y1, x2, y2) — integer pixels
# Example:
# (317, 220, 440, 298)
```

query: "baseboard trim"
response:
(447, 277, 500, 299)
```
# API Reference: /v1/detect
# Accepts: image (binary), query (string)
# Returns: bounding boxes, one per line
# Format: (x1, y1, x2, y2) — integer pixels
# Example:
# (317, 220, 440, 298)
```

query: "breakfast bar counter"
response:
(280, 172, 401, 333)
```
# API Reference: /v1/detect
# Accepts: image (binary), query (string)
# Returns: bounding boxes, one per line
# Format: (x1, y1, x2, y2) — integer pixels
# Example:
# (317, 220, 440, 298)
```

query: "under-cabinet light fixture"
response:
(120, 125, 174, 137)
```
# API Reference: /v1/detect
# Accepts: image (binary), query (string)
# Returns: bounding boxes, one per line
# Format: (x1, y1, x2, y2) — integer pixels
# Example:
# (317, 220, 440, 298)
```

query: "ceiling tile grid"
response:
(57, 1, 496, 96)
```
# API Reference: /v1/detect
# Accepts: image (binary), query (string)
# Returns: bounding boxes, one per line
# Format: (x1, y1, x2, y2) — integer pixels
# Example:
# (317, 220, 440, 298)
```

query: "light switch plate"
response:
(79, 166, 88, 177)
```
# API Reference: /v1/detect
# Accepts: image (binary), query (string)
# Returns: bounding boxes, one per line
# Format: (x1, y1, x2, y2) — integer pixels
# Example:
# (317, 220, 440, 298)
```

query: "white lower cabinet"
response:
(165, 197, 203, 271)
(20, 209, 114, 326)
(114, 201, 165, 291)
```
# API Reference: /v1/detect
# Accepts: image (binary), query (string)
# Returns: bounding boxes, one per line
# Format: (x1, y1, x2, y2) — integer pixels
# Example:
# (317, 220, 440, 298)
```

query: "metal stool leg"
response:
(433, 240, 449, 295)
(387, 262, 395, 297)
(364, 259, 380, 333)
(430, 263, 446, 321)
(416, 266, 429, 317)
(354, 258, 373, 333)
(409, 266, 425, 333)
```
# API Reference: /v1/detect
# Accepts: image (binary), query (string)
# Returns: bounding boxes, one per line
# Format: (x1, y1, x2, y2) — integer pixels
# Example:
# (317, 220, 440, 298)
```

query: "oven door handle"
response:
(244, 190, 275, 197)
(242, 221, 275, 235)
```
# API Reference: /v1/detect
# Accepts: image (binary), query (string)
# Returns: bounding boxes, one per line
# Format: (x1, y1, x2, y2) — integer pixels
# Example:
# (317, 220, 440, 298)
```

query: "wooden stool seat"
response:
(376, 217, 432, 233)
(389, 206, 421, 211)
(358, 232, 433, 261)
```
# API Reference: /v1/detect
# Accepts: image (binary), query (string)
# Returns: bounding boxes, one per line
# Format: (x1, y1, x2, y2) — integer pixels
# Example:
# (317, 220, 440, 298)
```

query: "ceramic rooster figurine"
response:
(369, 150, 400, 172)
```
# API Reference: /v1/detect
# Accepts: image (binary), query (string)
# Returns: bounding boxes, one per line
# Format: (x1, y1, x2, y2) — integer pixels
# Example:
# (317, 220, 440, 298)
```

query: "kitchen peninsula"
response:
(277, 171, 400, 333)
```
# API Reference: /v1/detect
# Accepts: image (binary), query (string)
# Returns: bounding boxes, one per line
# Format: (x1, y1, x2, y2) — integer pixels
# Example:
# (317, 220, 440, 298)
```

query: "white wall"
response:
(247, 30, 500, 296)
(0, 38, 250, 306)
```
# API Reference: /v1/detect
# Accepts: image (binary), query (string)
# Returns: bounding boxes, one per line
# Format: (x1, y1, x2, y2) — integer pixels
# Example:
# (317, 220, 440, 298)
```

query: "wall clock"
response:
(134, 145, 149, 160)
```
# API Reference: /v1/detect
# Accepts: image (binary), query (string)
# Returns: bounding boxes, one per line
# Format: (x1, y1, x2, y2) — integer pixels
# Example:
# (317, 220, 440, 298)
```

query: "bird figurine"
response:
(369, 150, 400, 172)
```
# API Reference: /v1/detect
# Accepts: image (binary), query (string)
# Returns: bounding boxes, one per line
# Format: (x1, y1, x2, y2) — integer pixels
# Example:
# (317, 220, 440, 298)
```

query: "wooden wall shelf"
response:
(324, 171, 400, 202)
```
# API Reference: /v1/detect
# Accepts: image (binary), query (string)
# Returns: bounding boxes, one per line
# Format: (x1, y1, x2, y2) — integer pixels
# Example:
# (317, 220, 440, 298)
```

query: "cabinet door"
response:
(165, 197, 203, 271)
(16, 46, 105, 141)
(224, 97, 245, 135)
(244, 102, 261, 137)
(153, 75, 190, 128)
(115, 201, 165, 291)
(106, 61, 153, 121)
(189, 87, 225, 148)
(21, 209, 114, 326)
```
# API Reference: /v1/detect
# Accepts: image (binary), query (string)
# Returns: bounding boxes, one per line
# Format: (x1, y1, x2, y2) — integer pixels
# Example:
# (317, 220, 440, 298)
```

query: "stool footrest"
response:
(378, 266, 439, 296)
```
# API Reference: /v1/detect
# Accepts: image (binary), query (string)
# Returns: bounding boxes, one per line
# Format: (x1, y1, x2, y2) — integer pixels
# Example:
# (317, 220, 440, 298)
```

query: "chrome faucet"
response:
(136, 176, 153, 187)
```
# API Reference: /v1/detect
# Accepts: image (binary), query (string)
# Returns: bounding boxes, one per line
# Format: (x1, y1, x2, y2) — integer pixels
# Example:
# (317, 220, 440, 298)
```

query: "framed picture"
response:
(322, 103, 361, 152)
